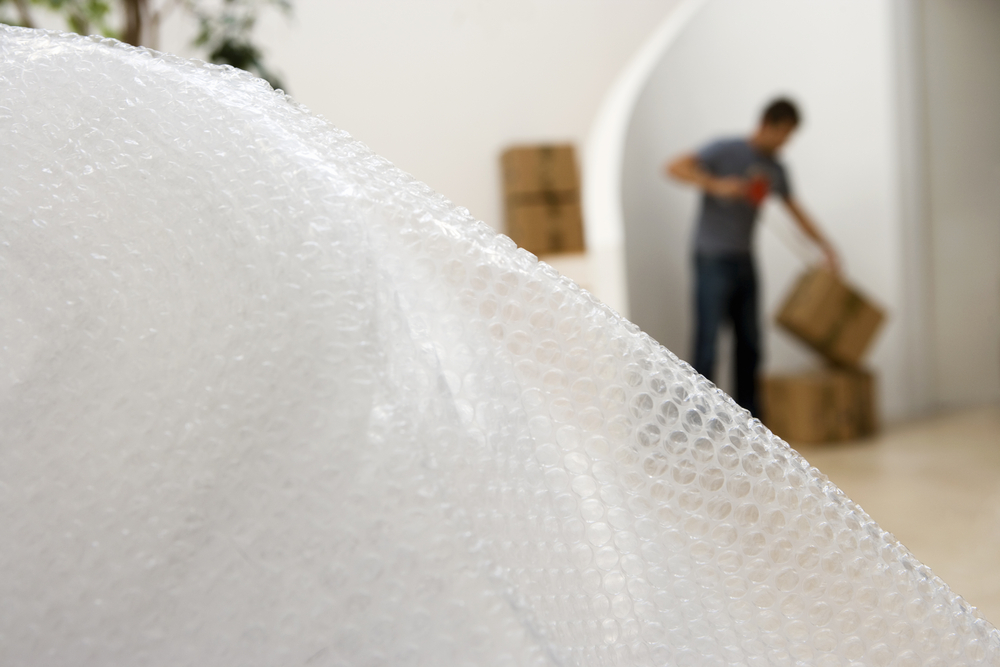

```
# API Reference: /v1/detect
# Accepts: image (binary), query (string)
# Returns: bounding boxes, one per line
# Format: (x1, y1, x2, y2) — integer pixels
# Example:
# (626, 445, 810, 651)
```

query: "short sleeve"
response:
(695, 140, 728, 174)
(773, 163, 792, 199)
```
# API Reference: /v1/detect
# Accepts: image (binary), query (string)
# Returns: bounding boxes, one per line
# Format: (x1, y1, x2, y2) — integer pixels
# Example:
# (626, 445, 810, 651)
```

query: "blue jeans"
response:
(692, 254, 761, 418)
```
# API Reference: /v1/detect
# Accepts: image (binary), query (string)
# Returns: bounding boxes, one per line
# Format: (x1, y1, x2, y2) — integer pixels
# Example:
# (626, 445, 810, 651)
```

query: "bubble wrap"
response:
(1, 26, 997, 667)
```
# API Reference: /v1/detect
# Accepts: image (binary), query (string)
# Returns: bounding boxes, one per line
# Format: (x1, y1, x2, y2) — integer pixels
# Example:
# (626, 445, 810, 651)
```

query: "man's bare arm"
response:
(782, 196, 840, 274)
(664, 153, 747, 199)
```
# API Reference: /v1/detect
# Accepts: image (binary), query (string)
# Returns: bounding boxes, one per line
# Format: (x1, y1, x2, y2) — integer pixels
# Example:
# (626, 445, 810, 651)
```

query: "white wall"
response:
(156, 0, 680, 257)
(621, 0, 910, 418)
(919, 0, 1000, 409)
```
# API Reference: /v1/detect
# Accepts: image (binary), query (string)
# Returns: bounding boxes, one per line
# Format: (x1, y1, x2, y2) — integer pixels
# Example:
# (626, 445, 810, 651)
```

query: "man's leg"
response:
(692, 255, 730, 382)
(730, 255, 762, 418)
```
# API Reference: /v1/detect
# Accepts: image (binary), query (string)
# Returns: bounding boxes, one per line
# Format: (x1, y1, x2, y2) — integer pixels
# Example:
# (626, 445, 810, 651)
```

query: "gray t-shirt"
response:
(693, 138, 791, 256)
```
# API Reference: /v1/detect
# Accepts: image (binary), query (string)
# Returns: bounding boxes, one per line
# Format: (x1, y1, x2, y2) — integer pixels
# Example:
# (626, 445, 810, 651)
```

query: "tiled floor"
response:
(792, 404, 1000, 627)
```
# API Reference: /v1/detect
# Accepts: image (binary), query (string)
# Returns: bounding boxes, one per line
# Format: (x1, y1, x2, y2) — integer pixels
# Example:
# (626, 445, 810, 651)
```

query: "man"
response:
(665, 98, 838, 419)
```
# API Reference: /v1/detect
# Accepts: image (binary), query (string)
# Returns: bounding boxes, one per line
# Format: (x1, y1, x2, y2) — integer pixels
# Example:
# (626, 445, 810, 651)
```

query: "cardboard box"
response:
(501, 144, 585, 256)
(776, 267, 885, 367)
(501, 144, 579, 195)
(763, 368, 877, 444)
(505, 201, 585, 256)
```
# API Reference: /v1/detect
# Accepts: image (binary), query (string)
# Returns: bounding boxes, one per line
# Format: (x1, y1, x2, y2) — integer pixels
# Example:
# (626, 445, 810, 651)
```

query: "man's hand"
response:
(819, 241, 841, 276)
(707, 176, 749, 200)
(783, 197, 841, 276)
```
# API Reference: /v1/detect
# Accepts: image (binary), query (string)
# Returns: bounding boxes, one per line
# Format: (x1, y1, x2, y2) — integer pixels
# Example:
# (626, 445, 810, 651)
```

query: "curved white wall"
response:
(621, 0, 910, 419)
(581, 0, 706, 317)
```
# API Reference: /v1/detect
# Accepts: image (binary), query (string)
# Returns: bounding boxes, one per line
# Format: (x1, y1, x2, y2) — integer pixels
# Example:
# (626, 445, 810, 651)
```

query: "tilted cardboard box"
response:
(776, 267, 885, 367)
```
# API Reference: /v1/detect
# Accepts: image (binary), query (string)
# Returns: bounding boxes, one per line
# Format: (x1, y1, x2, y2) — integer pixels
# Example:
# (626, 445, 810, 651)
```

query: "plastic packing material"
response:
(0, 25, 996, 667)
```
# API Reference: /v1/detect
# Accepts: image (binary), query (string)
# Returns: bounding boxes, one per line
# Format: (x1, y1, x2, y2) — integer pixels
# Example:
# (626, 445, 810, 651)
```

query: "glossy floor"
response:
(793, 404, 1000, 627)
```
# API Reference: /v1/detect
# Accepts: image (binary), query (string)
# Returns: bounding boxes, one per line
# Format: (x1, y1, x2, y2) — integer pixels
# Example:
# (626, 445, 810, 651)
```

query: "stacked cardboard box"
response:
(763, 368, 877, 444)
(501, 145, 585, 256)
(764, 267, 885, 444)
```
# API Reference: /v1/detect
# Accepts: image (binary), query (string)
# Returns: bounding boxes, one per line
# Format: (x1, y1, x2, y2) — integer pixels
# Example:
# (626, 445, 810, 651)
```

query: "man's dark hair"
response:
(761, 98, 800, 126)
